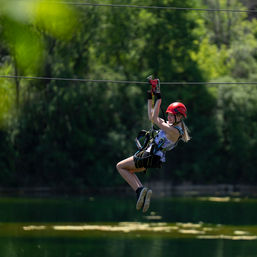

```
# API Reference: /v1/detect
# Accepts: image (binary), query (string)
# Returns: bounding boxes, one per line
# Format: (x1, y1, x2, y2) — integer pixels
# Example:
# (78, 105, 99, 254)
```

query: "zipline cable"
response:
(1, 75, 257, 85)
(56, 2, 257, 13)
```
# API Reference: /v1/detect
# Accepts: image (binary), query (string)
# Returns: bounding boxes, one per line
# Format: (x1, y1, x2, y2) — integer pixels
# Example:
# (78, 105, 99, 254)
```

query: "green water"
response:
(1, 195, 257, 257)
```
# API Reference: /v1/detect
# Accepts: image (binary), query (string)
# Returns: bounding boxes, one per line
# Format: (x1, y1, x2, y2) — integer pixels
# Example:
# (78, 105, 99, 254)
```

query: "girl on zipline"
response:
(116, 77, 190, 213)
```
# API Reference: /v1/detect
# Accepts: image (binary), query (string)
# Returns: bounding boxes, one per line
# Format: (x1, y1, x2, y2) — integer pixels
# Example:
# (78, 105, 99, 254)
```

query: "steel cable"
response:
(1, 75, 257, 85)
(56, 2, 257, 13)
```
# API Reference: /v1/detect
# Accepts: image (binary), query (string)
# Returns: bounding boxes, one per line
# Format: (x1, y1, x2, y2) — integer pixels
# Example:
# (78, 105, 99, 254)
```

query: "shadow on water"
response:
(1, 195, 257, 225)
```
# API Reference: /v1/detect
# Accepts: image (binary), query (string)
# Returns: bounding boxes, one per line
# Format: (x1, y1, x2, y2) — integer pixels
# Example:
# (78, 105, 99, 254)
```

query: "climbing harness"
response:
(133, 128, 162, 169)
(133, 125, 184, 170)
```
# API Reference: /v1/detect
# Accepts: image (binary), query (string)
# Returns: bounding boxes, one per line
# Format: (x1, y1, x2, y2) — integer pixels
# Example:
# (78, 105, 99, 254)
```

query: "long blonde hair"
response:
(181, 120, 191, 142)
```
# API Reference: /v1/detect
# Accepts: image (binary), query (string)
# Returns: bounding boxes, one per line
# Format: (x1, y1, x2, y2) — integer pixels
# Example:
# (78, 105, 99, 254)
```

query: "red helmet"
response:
(166, 102, 187, 118)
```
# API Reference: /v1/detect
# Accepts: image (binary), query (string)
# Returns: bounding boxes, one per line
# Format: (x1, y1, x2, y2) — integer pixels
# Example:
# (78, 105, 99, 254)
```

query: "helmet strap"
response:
(173, 114, 182, 125)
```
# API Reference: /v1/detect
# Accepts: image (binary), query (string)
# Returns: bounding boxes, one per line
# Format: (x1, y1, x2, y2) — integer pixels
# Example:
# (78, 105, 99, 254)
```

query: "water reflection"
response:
(198, 197, 241, 202)
(53, 222, 178, 233)
(198, 235, 257, 240)
(23, 225, 46, 231)
(19, 222, 257, 241)
(2, 196, 257, 225)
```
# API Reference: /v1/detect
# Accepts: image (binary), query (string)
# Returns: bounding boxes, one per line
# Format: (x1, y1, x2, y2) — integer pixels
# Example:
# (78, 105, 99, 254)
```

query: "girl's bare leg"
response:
(117, 156, 152, 212)
(116, 156, 145, 191)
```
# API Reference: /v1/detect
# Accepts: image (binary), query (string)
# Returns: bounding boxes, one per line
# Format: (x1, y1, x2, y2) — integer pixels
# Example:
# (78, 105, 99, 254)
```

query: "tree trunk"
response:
(14, 62, 20, 111)
(226, 0, 232, 46)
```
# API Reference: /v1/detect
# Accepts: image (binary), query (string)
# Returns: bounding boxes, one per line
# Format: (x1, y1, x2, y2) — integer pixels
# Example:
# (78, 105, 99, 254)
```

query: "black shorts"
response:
(133, 151, 162, 169)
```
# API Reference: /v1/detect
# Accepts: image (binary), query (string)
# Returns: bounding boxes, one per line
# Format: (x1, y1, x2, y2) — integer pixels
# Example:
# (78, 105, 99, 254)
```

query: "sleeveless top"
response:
(146, 126, 183, 162)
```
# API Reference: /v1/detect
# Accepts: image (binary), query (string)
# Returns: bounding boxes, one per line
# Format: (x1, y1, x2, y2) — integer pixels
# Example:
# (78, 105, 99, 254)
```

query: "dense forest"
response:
(0, 0, 257, 189)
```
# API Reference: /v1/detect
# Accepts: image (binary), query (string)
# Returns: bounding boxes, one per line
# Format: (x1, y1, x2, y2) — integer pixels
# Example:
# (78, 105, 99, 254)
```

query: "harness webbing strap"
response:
(135, 130, 150, 150)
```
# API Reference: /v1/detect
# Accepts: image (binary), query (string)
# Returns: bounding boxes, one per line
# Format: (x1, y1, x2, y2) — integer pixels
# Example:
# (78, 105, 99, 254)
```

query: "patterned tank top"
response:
(146, 126, 183, 162)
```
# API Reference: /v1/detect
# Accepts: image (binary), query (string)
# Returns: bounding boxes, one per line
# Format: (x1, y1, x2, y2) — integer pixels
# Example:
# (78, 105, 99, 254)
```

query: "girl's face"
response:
(167, 113, 182, 124)
(167, 113, 175, 123)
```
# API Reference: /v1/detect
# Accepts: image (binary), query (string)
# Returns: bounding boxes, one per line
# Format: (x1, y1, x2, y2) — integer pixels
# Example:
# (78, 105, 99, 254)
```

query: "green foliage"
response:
(228, 19, 257, 78)
(194, 0, 257, 80)
(190, 38, 231, 79)
(13, 83, 145, 188)
(0, 0, 78, 74)
(200, 0, 248, 46)
(0, 0, 257, 188)
(217, 84, 257, 183)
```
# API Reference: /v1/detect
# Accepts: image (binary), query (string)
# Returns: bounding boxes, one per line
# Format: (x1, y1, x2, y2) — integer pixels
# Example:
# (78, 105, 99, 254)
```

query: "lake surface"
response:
(1, 194, 257, 257)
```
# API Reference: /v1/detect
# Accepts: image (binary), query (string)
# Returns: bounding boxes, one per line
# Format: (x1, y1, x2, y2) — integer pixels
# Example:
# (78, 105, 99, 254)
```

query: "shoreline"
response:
(1, 183, 257, 197)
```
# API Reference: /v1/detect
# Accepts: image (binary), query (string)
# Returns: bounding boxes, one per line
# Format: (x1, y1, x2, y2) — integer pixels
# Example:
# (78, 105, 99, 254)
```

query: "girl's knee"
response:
(116, 161, 123, 171)
(116, 156, 135, 172)
(116, 161, 131, 174)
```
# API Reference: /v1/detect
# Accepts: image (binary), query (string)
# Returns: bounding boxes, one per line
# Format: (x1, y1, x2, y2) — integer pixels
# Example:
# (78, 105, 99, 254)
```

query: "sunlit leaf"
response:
(35, 0, 78, 40)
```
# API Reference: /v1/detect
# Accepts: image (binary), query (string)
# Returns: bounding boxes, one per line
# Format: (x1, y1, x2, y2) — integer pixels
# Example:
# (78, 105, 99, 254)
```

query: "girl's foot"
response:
(136, 187, 148, 210)
(142, 189, 152, 213)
